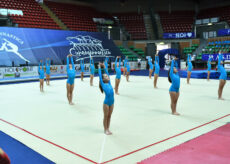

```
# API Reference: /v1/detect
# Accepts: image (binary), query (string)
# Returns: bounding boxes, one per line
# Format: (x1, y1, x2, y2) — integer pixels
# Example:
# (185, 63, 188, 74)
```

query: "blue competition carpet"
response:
(0, 131, 54, 164)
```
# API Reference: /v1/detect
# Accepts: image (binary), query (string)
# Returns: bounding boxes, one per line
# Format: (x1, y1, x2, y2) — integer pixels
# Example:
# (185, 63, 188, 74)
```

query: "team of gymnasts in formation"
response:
(37, 51, 227, 135)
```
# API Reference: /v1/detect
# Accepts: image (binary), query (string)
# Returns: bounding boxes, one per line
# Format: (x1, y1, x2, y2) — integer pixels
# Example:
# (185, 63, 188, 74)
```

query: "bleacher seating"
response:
(159, 11, 195, 33)
(45, 1, 99, 32)
(197, 6, 230, 25)
(116, 13, 147, 40)
(202, 40, 230, 54)
(183, 44, 199, 55)
(0, 0, 60, 29)
(118, 46, 138, 61)
(129, 46, 145, 58)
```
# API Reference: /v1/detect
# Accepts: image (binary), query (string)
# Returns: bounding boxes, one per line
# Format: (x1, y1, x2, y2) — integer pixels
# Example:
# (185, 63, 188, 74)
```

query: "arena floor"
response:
(0, 75, 229, 164)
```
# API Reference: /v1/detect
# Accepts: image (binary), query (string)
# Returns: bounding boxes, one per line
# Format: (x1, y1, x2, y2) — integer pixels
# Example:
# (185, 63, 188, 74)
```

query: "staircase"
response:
(143, 14, 155, 40)
(122, 41, 145, 59)
(194, 38, 207, 56)
(155, 14, 164, 39)
(40, 3, 68, 30)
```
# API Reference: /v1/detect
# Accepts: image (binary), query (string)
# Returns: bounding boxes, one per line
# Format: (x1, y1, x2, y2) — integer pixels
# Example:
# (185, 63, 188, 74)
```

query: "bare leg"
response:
(81, 72, 84, 81)
(107, 104, 114, 135)
(39, 79, 42, 92)
(170, 92, 180, 115)
(103, 104, 110, 135)
(207, 71, 210, 81)
(117, 79, 120, 95)
(115, 79, 118, 94)
(187, 71, 191, 84)
(40, 79, 44, 92)
(149, 69, 152, 79)
(46, 75, 48, 85)
(218, 80, 226, 100)
(126, 72, 130, 82)
(41, 79, 44, 92)
(90, 75, 93, 86)
(92, 75, 94, 86)
(123, 68, 126, 76)
(174, 92, 180, 115)
(69, 84, 74, 105)
(48, 75, 50, 85)
(154, 74, 158, 88)
(66, 83, 70, 104)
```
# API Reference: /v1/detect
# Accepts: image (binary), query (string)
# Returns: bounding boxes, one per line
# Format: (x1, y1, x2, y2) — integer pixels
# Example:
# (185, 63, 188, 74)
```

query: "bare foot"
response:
(108, 130, 112, 135)
(172, 112, 180, 116)
(218, 97, 225, 100)
(70, 102, 74, 105)
(116, 92, 120, 95)
(105, 130, 112, 135)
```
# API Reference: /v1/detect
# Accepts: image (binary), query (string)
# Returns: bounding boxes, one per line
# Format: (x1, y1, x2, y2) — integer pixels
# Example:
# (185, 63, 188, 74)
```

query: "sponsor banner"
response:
(0, 61, 147, 80)
(49, 65, 66, 75)
(163, 32, 195, 39)
(202, 54, 230, 61)
(217, 29, 230, 36)
(111, 61, 143, 70)
(3, 66, 38, 78)
(0, 65, 91, 79)
(0, 27, 122, 66)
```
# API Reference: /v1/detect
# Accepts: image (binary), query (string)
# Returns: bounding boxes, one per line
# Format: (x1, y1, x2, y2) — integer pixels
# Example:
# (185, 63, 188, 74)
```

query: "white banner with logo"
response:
(0, 64, 91, 79)
(0, 61, 146, 80)
(2, 66, 38, 78)
(111, 61, 146, 70)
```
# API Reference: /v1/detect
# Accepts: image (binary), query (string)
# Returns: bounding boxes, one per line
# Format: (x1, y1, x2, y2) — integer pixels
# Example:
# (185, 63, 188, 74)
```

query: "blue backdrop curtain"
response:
(158, 48, 180, 68)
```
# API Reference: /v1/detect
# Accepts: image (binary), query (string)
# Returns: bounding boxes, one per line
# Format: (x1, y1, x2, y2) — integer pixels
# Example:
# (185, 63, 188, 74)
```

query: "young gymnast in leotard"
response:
(123, 57, 128, 76)
(154, 54, 160, 88)
(126, 58, 130, 82)
(90, 57, 95, 86)
(207, 56, 212, 81)
(80, 59, 84, 81)
(148, 56, 153, 79)
(98, 63, 114, 135)
(186, 54, 193, 84)
(114, 56, 121, 95)
(45, 58, 51, 85)
(66, 54, 76, 105)
(168, 58, 180, 115)
(38, 60, 45, 92)
(217, 51, 227, 100)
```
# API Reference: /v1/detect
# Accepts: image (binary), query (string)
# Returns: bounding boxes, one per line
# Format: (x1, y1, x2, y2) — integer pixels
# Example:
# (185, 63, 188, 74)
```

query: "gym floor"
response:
(0, 75, 229, 164)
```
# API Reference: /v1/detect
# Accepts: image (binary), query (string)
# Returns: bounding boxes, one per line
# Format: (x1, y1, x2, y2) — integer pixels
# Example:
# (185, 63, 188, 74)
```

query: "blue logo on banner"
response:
(163, 32, 195, 39)
(0, 27, 121, 66)
(217, 29, 230, 36)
